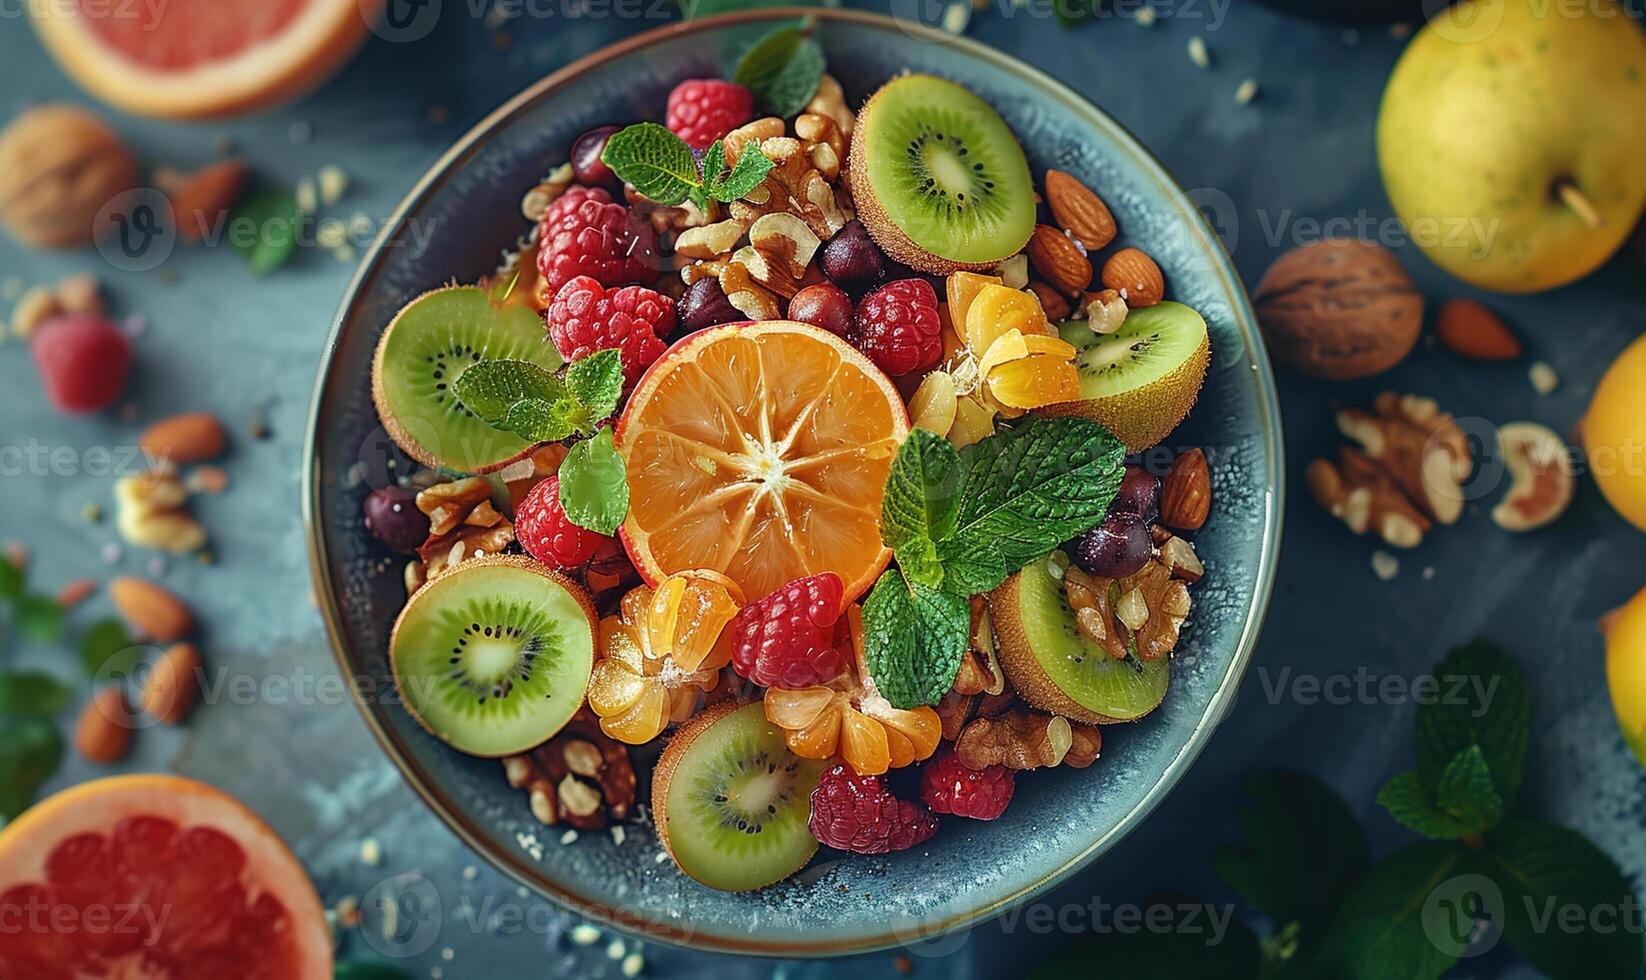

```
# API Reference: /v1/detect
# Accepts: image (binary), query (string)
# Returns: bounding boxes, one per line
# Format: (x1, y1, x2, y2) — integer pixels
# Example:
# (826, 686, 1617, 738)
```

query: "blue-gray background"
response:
(2, 3, 1644, 977)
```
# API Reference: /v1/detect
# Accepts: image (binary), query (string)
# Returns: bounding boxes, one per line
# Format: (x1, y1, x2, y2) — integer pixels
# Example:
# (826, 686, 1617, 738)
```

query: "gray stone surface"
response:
(1, 4, 1643, 978)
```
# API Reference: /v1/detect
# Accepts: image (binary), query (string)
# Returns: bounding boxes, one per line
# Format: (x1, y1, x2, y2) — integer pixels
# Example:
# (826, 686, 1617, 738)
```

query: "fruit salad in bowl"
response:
(309, 9, 1278, 954)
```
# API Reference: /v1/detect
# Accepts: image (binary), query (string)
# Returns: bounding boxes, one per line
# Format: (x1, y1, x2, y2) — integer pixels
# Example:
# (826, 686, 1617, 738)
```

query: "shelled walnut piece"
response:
(1064, 558, 1193, 662)
(114, 470, 206, 554)
(956, 707, 1072, 770)
(412, 477, 515, 581)
(502, 710, 637, 830)
(1308, 391, 1474, 548)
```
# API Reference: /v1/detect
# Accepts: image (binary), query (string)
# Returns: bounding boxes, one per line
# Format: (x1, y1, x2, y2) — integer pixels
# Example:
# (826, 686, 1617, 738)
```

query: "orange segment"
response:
(618, 322, 909, 603)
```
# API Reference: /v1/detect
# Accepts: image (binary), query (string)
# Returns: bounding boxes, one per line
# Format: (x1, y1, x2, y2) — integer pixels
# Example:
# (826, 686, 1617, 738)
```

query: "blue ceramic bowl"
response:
(304, 9, 1282, 956)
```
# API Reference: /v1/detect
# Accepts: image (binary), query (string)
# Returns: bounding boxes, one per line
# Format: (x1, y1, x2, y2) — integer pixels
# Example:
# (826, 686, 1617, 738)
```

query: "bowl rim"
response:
(303, 7, 1285, 957)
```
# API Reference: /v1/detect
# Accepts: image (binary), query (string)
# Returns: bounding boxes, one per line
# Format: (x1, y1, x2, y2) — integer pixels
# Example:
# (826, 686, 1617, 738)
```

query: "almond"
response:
(55, 577, 98, 609)
(1027, 281, 1072, 321)
(1025, 225, 1092, 296)
(1160, 448, 1212, 531)
(1044, 170, 1117, 251)
(161, 160, 247, 244)
(140, 642, 201, 725)
(109, 576, 195, 642)
(1436, 298, 1521, 361)
(139, 413, 227, 465)
(75, 687, 134, 764)
(1101, 248, 1165, 308)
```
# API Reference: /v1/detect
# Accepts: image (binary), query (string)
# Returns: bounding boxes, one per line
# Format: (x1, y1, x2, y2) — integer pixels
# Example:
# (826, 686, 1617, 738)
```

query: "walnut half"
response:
(502, 709, 636, 830)
(956, 708, 1072, 770)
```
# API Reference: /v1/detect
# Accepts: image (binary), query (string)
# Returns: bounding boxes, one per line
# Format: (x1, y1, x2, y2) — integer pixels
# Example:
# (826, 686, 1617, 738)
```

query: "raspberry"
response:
(918, 748, 1015, 820)
(546, 276, 676, 388)
(808, 764, 940, 854)
(536, 191, 659, 293)
(665, 79, 754, 150)
(850, 278, 943, 378)
(515, 474, 610, 568)
(31, 313, 131, 414)
(727, 573, 846, 689)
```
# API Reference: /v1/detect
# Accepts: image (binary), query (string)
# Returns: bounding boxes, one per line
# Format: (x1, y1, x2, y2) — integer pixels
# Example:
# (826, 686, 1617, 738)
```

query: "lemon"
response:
(1605, 587, 1646, 767)
(1583, 333, 1646, 533)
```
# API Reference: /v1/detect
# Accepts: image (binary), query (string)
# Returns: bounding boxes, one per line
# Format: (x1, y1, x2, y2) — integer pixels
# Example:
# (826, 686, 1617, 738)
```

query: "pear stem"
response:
(1555, 179, 1604, 229)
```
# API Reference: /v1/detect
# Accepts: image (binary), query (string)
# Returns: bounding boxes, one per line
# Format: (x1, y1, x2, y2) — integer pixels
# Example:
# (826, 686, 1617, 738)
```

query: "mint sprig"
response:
(600, 124, 774, 210)
(452, 349, 622, 444)
(558, 427, 629, 536)
(864, 416, 1124, 707)
(731, 25, 827, 119)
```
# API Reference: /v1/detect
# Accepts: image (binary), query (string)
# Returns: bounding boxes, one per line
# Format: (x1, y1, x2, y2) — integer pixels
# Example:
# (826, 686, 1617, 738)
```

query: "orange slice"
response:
(30, 0, 379, 119)
(617, 321, 909, 604)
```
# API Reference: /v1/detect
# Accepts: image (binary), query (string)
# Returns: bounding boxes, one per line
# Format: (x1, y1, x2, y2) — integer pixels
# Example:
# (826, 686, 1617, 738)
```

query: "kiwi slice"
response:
(1041, 301, 1211, 453)
(848, 74, 1036, 275)
(390, 555, 595, 757)
(990, 552, 1168, 724)
(652, 701, 825, 892)
(371, 285, 562, 473)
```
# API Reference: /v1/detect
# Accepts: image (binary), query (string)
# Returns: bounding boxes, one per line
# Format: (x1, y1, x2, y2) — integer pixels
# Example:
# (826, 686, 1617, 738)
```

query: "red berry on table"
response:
(546, 276, 675, 389)
(515, 474, 609, 569)
(808, 764, 940, 854)
(851, 278, 944, 378)
(727, 573, 846, 689)
(31, 313, 131, 414)
(536, 191, 660, 293)
(918, 748, 1016, 820)
(788, 282, 853, 339)
(665, 79, 754, 150)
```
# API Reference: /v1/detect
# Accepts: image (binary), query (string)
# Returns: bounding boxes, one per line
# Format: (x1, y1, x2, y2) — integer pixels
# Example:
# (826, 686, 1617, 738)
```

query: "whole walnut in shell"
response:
(1252, 239, 1422, 380)
(0, 104, 138, 249)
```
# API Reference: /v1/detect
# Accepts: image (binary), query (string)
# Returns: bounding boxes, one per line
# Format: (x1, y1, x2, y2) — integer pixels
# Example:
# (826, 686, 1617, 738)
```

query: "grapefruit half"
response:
(0, 774, 332, 980)
(30, 0, 382, 119)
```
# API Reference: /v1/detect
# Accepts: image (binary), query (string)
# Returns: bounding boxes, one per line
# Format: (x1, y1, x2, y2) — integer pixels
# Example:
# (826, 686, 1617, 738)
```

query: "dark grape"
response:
(678, 277, 743, 332)
(820, 220, 885, 294)
(364, 486, 429, 554)
(1110, 465, 1161, 524)
(570, 126, 621, 189)
(1071, 512, 1151, 578)
(788, 282, 853, 338)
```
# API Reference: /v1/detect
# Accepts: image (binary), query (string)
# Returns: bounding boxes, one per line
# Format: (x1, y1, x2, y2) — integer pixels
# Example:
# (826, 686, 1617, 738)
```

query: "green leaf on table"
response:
(946, 416, 1125, 573)
(231, 188, 302, 276)
(0, 671, 71, 719)
(1377, 747, 1504, 841)
(600, 122, 702, 207)
(1312, 842, 1468, 980)
(0, 556, 21, 599)
(880, 429, 964, 554)
(0, 718, 63, 822)
(558, 429, 629, 536)
(1028, 902, 1262, 980)
(702, 138, 776, 202)
(1377, 772, 1469, 840)
(14, 595, 65, 643)
(1213, 769, 1369, 932)
(1474, 818, 1643, 980)
(860, 569, 970, 709)
(731, 26, 827, 119)
(81, 617, 139, 678)
(1415, 640, 1529, 809)
(564, 349, 624, 424)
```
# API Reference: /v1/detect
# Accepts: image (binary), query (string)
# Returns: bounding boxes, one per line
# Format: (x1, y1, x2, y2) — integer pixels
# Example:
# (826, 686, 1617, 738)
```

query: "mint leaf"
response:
(231, 188, 301, 276)
(946, 417, 1125, 574)
(600, 122, 702, 207)
(893, 540, 944, 590)
(0, 556, 20, 599)
(565, 350, 624, 424)
(1415, 641, 1529, 809)
(1377, 772, 1471, 840)
(933, 536, 1007, 596)
(702, 139, 775, 202)
(0, 671, 71, 719)
(501, 398, 581, 444)
(452, 359, 564, 422)
(1434, 745, 1504, 834)
(558, 429, 629, 536)
(1313, 842, 1467, 980)
(1027, 901, 1263, 980)
(732, 26, 827, 119)
(0, 718, 63, 821)
(1475, 818, 1643, 980)
(1214, 770, 1370, 933)
(14, 595, 64, 643)
(861, 570, 970, 709)
(880, 429, 963, 553)
(81, 618, 138, 678)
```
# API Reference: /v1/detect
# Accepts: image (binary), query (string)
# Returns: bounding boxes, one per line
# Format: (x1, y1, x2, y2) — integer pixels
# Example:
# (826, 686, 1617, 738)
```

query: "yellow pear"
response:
(1377, 0, 1646, 293)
